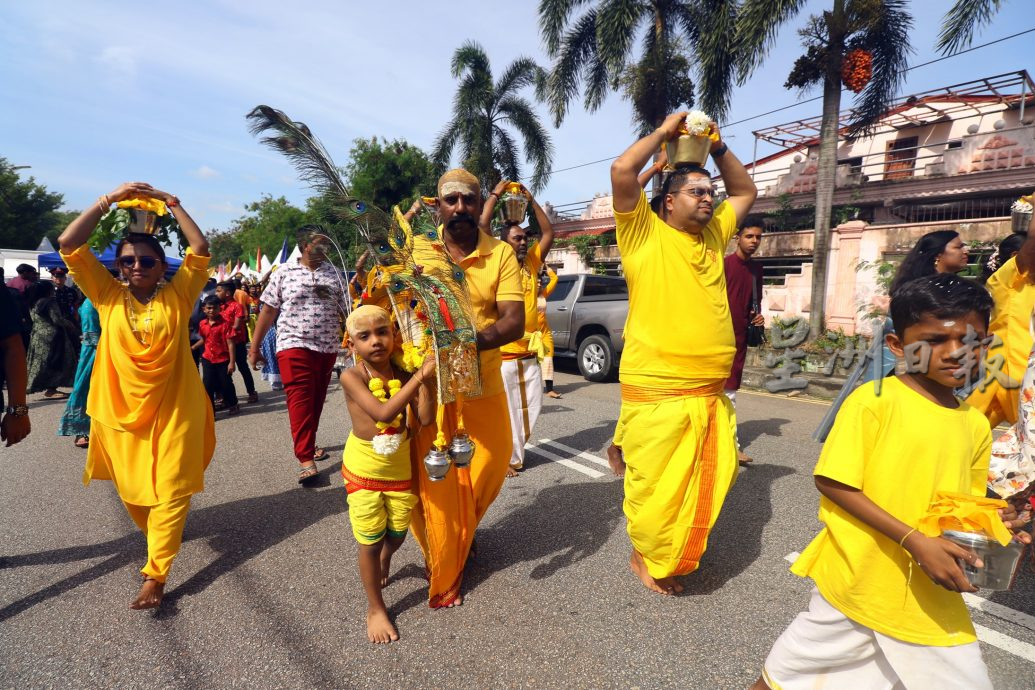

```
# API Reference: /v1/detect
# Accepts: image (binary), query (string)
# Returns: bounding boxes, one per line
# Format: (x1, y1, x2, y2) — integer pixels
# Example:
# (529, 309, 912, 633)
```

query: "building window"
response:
(838, 156, 863, 173)
(946, 140, 963, 150)
(884, 136, 919, 181)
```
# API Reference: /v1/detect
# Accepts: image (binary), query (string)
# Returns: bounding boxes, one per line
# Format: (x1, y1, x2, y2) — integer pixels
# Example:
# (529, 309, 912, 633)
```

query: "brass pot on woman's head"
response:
(126, 209, 160, 235)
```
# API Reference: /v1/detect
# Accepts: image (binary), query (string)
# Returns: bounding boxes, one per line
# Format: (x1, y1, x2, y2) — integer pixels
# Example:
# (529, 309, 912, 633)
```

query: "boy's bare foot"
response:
(129, 577, 164, 609)
(607, 444, 625, 477)
(656, 575, 684, 593)
(737, 450, 753, 465)
(546, 390, 562, 399)
(506, 466, 520, 478)
(367, 608, 399, 643)
(444, 594, 463, 607)
(629, 551, 674, 595)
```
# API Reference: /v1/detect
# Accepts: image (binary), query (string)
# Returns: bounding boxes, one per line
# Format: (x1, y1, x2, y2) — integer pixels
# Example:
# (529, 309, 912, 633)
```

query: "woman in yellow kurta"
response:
(58, 182, 214, 610)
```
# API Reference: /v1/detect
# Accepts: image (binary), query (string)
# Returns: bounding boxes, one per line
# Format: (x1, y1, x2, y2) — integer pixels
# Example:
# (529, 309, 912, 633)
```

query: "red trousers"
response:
(276, 347, 336, 464)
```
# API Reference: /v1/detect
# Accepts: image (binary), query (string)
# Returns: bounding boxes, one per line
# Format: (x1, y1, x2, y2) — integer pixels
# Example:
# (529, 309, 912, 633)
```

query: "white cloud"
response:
(192, 165, 220, 179)
(96, 45, 137, 79)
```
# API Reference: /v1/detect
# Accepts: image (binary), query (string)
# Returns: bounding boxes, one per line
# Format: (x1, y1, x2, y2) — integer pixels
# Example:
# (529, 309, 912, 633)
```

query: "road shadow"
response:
(680, 461, 796, 596)
(738, 417, 791, 448)
(0, 465, 347, 622)
(987, 552, 1035, 615)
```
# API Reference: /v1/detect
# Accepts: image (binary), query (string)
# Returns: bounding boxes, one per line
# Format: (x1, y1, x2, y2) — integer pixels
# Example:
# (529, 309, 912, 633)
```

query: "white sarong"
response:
(501, 357, 543, 469)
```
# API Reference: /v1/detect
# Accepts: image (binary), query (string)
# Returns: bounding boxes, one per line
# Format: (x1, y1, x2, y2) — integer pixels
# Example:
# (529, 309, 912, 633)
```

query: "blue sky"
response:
(2, 1, 1032, 243)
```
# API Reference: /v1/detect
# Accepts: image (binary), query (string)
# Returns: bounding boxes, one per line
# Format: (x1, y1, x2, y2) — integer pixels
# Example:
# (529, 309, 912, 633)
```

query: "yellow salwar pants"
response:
(619, 381, 738, 579)
(122, 495, 191, 583)
(409, 391, 512, 607)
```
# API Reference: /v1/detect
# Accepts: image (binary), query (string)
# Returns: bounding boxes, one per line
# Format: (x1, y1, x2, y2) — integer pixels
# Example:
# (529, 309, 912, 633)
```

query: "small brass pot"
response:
(668, 134, 711, 167)
(500, 193, 528, 224)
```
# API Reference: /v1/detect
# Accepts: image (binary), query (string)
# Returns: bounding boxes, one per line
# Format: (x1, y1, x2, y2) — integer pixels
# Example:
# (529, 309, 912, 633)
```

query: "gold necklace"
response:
(123, 284, 161, 346)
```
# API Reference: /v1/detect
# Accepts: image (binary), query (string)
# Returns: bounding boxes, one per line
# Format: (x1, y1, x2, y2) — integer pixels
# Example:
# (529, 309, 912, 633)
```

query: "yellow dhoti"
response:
(619, 381, 738, 579)
(409, 392, 512, 607)
(342, 432, 416, 545)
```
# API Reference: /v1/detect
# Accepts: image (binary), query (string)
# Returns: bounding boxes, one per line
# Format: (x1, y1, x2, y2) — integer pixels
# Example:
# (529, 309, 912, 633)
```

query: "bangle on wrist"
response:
(97, 195, 111, 214)
(167, 197, 180, 208)
(711, 142, 728, 158)
(898, 527, 917, 548)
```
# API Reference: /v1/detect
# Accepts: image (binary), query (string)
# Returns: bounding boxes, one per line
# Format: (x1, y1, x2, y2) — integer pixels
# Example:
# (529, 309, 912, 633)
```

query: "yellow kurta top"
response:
(615, 191, 738, 389)
(412, 229, 524, 399)
(501, 242, 544, 359)
(61, 244, 215, 506)
(792, 377, 989, 646)
(965, 256, 1035, 426)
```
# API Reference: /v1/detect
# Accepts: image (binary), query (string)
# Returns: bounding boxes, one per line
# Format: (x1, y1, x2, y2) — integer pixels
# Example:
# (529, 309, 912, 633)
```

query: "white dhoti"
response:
(501, 356, 543, 468)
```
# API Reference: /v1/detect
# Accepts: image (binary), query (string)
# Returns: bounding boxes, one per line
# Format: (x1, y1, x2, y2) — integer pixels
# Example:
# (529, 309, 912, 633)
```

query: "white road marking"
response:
(525, 443, 605, 479)
(973, 624, 1035, 663)
(782, 552, 1035, 661)
(538, 438, 611, 468)
(963, 594, 1035, 633)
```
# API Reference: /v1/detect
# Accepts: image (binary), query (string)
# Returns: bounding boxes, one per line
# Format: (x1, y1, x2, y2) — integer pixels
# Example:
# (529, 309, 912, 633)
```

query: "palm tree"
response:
(537, 0, 738, 134)
(432, 41, 554, 193)
(937, 0, 1007, 55)
(736, 0, 913, 337)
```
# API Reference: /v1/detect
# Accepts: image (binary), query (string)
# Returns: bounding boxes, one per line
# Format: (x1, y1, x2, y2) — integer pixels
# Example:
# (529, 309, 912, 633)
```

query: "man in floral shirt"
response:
(250, 226, 346, 484)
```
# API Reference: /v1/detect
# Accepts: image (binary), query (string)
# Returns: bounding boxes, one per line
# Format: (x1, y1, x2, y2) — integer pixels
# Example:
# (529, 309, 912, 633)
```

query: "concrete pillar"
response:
(825, 220, 868, 335)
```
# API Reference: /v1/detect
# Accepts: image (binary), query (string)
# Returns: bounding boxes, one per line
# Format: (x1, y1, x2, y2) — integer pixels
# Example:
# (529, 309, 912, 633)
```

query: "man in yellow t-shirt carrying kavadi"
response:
(478, 180, 555, 477)
(610, 111, 758, 595)
(409, 169, 526, 608)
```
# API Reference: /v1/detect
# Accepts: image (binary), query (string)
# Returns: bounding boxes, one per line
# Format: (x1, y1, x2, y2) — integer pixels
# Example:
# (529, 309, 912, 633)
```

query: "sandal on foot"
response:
(43, 391, 68, 399)
(248, 391, 258, 404)
(226, 405, 241, 415)
(313, 447, 330, 462)
(74, 435, 89, 448)
(298, 463, 319, 484)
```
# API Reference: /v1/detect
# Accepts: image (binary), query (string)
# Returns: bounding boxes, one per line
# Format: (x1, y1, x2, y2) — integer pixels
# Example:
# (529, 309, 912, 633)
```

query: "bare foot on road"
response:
(737, 450, 753, 466)
(379, 550, 393, 589)
(506, 466, 520, 478)
(607, 443, 625, 477)
(367, 608, 399, 643)
(129, 578, 164, 610)
(444, 594, 463, 608)
(629, 551, 674, 595)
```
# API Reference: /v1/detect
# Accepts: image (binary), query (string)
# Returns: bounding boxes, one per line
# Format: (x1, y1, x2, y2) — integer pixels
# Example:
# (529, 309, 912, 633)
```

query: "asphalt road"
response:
(2, 365, 1034, 689)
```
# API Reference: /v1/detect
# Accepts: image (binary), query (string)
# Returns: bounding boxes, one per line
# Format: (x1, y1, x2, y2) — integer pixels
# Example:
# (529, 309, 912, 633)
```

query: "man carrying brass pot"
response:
(478, 180, 555, 477)
(609, 111, 757, 595)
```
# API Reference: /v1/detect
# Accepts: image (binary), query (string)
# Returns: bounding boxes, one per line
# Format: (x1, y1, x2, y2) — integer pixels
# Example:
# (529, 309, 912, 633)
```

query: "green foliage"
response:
(209, 231, 245, 266)
(833, 205, 861, 225)
(570, 235, 598, 266)
(937, 0, 1004, 56)
(855, 257, 896, 320)
(432, 41, 554, 193)
(344, 137, 437, 212)
(88, 207, 184, 252)
(0, 158, 65, 250)
(598, 229, 617, 246)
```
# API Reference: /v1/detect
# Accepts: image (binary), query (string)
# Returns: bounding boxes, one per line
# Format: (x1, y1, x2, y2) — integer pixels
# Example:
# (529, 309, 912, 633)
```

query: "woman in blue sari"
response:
(58, 298, 100, 447)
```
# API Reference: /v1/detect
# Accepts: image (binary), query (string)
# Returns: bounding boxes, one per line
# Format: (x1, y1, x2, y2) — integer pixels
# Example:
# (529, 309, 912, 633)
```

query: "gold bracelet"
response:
(97, 194, 111, 214)
(898, 527, 917, 548)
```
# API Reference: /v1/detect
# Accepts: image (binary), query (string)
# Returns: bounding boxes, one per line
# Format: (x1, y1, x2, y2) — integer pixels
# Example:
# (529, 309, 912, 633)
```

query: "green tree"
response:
(0, 159, 65, 250)
(736, 0, 913, 337)
(344, 137, 438, 211)
(432, 41, 554, 192)
(223, 195, 316, 265)
(937, 0, 1008, 55)
(208, 230, 245, 266)
(45, 210, 81, 246)
(538, 1, 736, 133)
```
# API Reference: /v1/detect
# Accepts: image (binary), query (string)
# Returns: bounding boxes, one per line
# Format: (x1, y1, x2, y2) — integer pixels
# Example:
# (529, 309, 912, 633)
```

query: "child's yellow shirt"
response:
(792, 375, 991, 646)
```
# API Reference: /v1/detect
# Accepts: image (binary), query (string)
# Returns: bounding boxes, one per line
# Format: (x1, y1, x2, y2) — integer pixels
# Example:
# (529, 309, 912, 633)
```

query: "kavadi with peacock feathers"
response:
(245, 105, 480, 481)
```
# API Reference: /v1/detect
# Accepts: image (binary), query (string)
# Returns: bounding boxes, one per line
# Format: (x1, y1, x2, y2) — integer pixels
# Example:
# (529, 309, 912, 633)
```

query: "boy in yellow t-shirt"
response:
(338, 305, 435, 644)
(752, 274, 1029, 690)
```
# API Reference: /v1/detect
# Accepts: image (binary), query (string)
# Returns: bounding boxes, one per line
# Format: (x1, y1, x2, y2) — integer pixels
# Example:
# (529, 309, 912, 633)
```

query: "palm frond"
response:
(845, 0, 914, 138)
(539, 0, 595, 54)
(451, 40, 492, 80)
(690, 0, 738, 122)
(245, 105, 349, 198)
(431, 120, 462, 171)
(596, 0, 645, 75)
(498, 96, 556, 192)
(733, 0, 808, 83)
(545, 9, 602, 126)
(493, 126, 522, 184)
(496, 58, 547, 100)
(936, 0, 1004, 55)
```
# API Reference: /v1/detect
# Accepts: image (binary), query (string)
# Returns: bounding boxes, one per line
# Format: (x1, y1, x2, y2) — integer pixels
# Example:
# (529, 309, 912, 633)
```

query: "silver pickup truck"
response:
(545, 274, 628, 382)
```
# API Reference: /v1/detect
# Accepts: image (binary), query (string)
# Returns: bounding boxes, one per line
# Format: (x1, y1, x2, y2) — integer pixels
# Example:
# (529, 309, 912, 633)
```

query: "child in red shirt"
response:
(193, 295, 239, 415)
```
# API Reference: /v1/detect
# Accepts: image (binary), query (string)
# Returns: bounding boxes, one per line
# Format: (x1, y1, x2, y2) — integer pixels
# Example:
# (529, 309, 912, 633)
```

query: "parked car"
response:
(545, 274, 628, 382)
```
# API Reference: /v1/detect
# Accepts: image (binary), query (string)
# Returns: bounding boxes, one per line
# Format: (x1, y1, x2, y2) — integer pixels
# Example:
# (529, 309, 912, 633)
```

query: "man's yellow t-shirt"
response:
(965, 256, 1035, 426)
(501, 242, 543, 359)
(792, 376, 991, 646)
(412, 229, 523, 399)
(615, 190, 737, 388)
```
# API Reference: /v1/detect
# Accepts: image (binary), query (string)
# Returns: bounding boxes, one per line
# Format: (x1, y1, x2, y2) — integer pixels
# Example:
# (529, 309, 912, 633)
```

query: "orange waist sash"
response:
(620, 381, 725, 403)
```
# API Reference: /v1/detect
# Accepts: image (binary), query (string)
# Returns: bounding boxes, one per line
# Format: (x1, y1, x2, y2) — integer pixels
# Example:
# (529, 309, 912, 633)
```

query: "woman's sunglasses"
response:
(118, 256, 160, 270)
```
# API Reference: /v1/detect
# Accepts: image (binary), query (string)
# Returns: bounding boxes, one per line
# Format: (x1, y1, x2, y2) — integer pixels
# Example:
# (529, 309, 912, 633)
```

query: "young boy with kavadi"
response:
(751, 273, 1031, 690)
(338, 304, 436, 644)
